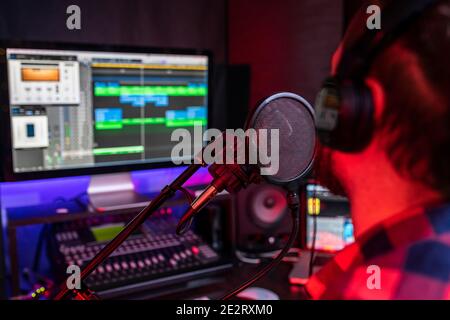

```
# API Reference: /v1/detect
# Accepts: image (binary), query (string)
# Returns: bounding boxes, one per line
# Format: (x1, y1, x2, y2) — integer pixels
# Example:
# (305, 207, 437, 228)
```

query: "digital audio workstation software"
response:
(6, 48, 209, 173)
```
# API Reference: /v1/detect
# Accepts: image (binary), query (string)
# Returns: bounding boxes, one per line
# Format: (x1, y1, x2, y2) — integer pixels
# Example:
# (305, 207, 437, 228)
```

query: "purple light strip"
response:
(1, 167, 212, 214)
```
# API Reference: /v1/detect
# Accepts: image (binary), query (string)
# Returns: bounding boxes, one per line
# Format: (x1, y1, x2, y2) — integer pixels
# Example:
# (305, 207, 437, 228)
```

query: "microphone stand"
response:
(53, 163, 203, 300)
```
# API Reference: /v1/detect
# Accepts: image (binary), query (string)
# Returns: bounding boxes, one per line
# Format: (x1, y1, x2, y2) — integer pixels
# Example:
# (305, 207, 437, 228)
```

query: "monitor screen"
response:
(306, 184, 354, 252)
(3, 46, 209, 177)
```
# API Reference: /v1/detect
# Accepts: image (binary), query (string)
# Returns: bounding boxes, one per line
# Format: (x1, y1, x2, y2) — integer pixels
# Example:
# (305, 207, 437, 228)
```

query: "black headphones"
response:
(315, 0, 439, 152)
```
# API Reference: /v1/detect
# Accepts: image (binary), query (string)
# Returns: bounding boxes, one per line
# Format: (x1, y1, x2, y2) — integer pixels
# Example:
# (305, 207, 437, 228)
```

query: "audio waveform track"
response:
(91, 64, 208, 165)
(95, 106, 207, 130)
(93, 145, 144, 156)
(94, 84, 207, 97)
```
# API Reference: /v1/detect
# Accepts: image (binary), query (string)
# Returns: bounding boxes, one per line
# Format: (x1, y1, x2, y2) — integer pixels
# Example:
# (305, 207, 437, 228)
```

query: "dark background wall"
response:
(344, 0, 366, 28)
(0, 0, 227, 62)
(228, 0, 343, 108)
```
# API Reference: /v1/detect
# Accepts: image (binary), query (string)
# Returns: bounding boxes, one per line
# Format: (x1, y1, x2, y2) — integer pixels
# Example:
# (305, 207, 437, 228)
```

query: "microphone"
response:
(176, 133, 261, 234)
(176, 92, 316, 234)
(177, 162, 258, 234)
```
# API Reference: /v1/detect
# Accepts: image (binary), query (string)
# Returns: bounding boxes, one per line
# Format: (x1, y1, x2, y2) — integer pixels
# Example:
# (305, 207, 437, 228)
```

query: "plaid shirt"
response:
(305, 202, 450, 299)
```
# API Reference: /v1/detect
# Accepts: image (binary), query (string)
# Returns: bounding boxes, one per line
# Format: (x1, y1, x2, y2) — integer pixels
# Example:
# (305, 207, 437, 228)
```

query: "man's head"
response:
(317, 0, 450, 201)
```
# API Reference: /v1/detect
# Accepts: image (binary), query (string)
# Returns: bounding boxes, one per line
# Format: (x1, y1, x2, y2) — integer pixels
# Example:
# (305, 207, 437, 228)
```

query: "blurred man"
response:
(307, 0, 450, 299)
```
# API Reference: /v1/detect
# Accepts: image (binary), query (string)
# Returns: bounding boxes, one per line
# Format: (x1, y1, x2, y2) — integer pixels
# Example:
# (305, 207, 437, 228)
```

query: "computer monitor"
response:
(0, 42, 211, 183)
(306, 184, 354, 252)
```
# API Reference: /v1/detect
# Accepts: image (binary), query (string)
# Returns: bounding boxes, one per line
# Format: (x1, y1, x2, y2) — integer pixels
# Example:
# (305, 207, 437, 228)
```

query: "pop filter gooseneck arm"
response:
(53, 163, 203, 300)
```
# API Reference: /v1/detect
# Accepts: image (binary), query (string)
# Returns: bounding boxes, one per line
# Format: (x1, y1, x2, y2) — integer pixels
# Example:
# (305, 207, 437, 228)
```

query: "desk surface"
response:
(153, 261, 309, 300)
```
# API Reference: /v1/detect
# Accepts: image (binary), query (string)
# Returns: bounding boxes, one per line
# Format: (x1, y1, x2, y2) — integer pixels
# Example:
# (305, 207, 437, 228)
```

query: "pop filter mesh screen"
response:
(252, 96, 316, 183)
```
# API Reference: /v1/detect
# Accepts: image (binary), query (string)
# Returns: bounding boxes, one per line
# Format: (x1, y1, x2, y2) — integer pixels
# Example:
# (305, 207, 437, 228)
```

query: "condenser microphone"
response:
(176, 92, 316, 235)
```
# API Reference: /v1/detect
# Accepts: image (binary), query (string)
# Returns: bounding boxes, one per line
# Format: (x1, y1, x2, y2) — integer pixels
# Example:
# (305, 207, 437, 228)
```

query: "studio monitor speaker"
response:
(235, 183, 292, 254)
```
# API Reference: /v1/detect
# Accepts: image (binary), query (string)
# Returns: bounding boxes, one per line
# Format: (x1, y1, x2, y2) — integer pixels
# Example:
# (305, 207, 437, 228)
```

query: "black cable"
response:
(177, 186, 195, 203)
(52, 191, 88, 211)
(220, 191, 300, 300)
(308, 206, 317, 277)
(52, 191, 86, 204)
(29, 193, 87, 275)
(32, 224, 48, 273)
(175, 187, 196, 235)
(308, 177, 319, 278)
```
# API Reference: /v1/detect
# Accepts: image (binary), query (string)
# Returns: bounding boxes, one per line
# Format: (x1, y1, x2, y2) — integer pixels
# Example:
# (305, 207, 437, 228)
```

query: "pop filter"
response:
(246, 92, 316, 186)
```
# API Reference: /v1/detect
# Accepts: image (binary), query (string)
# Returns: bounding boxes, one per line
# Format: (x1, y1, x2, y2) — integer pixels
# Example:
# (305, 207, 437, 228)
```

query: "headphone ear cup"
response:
(337, 82, 374, 152)
(316, 79, 374, 152)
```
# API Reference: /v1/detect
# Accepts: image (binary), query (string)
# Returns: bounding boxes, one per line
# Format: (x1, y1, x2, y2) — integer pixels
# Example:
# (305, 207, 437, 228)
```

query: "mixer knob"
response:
(129, 261, 137, 269)
(121, 261, 129, 270)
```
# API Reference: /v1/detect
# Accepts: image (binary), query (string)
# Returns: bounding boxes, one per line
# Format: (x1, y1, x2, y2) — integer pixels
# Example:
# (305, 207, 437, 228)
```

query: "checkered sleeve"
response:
(305, 203, 450, 300)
